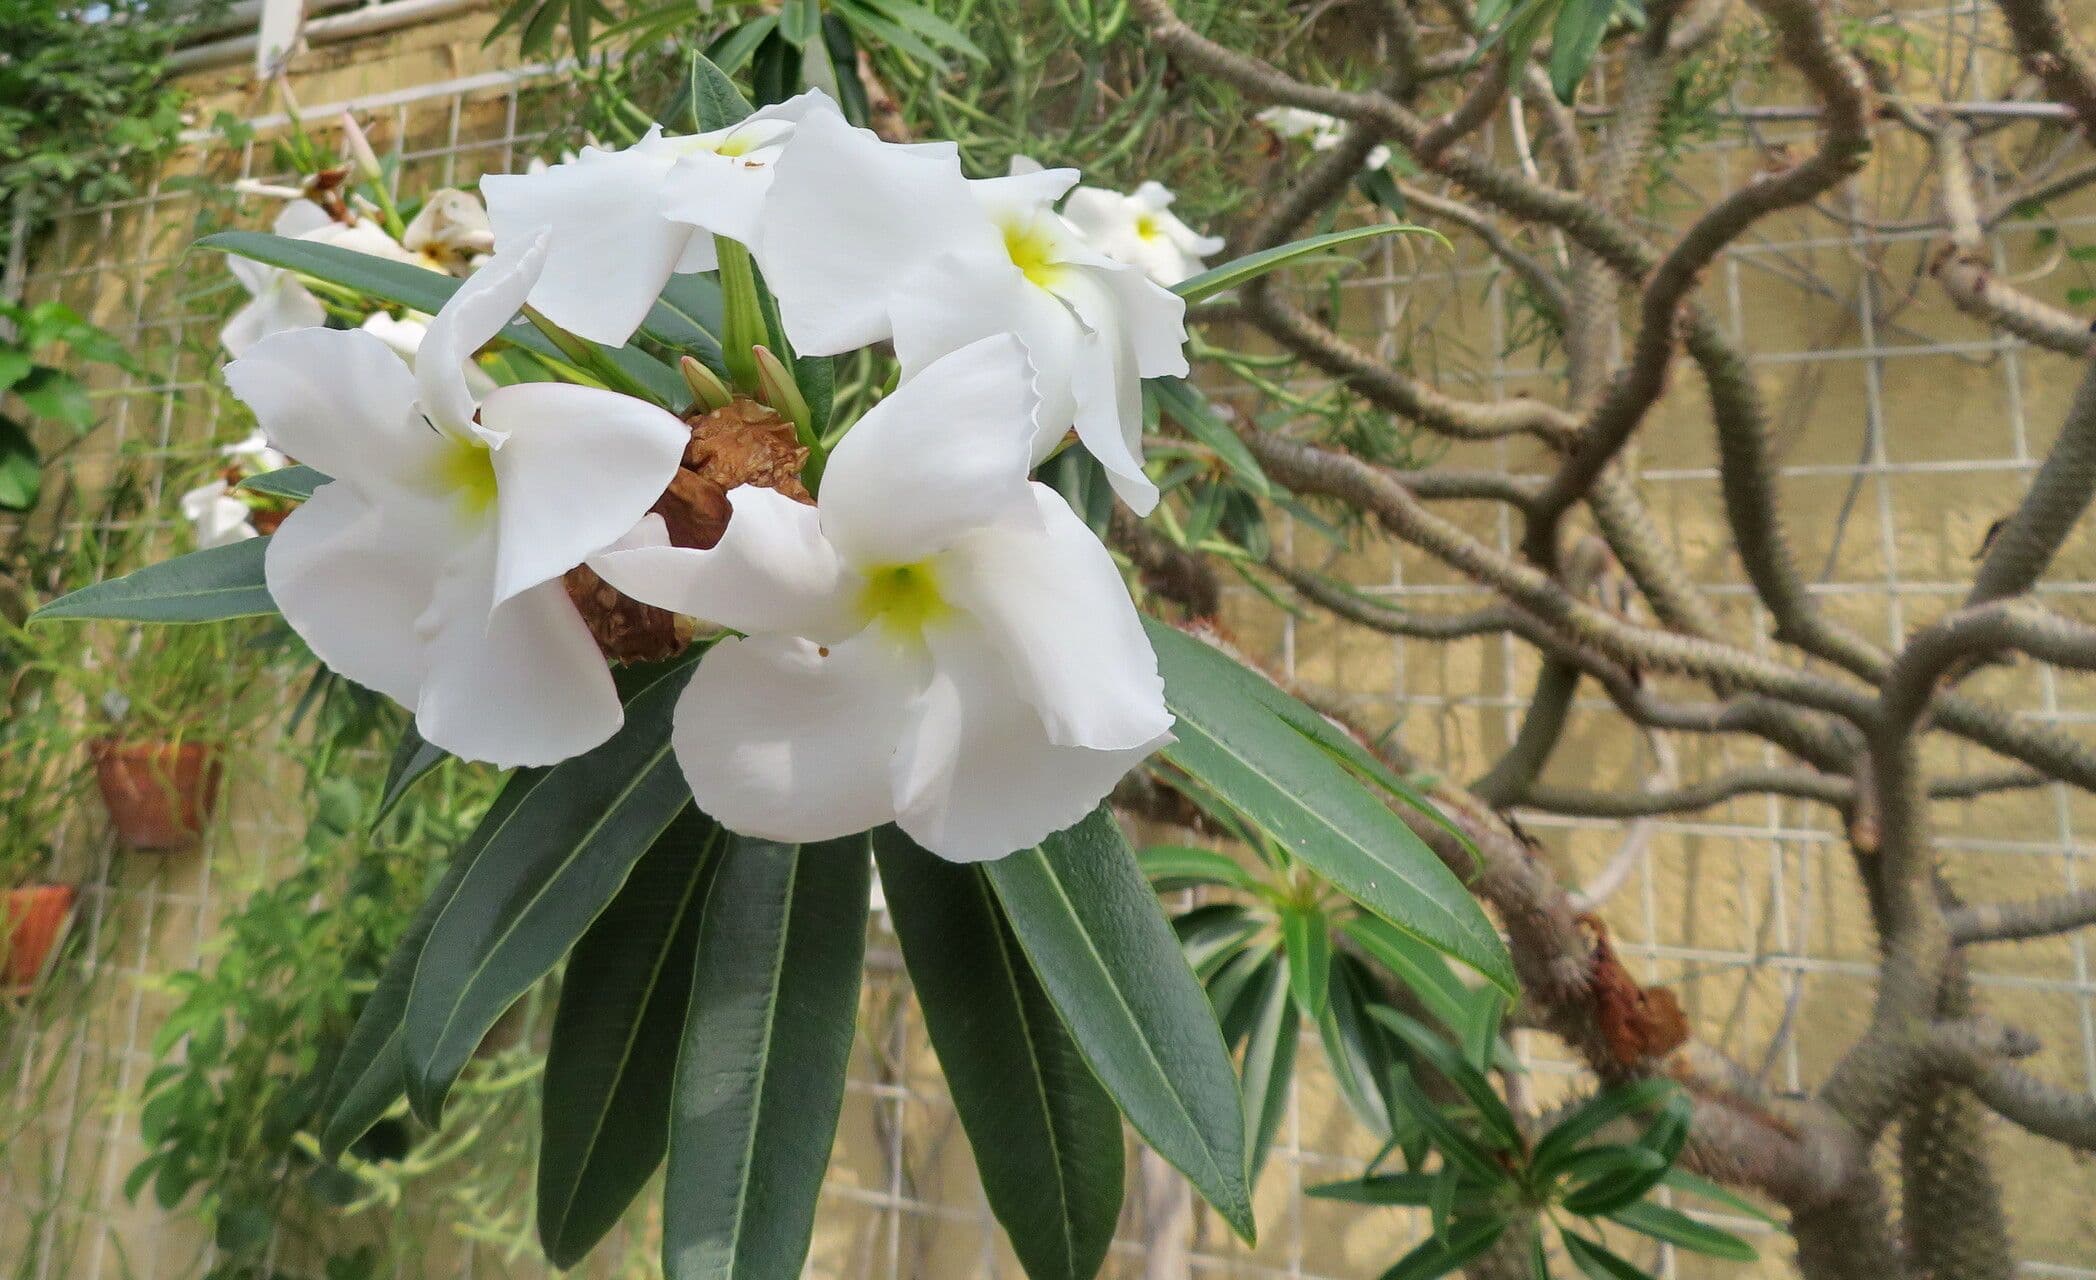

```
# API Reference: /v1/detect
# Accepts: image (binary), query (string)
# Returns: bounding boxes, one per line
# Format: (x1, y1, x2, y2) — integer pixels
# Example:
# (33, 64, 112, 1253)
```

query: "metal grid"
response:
(2, 12, 2095, 1277)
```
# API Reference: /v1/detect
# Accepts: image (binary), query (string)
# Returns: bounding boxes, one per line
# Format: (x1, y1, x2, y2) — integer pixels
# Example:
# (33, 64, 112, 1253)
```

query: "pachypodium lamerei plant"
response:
(33, 60, 1501, 1280)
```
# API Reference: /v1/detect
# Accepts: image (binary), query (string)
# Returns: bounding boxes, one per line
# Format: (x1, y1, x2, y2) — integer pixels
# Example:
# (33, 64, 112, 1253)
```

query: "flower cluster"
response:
(222, 91, 1214, 862)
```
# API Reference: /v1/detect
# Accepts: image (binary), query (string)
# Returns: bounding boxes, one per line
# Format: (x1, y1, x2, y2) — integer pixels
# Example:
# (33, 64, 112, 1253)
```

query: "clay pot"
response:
(5, 885, 76, 994)
(91, 739, 223, 851)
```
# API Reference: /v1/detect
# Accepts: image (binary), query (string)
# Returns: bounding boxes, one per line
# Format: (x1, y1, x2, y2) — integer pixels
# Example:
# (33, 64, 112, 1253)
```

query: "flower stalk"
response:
(714, 235, 768, 396)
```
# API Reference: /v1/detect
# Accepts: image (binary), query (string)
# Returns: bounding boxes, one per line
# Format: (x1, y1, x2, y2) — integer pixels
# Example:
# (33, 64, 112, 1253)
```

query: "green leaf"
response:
(706, 14, 780, 74)
(860, 0, 984, 60)
(778, 0, 820, 45)
(1379, 1215, 1511, 1280)
(1657, 1168, 1778, 1224)
(15, 367, 93, 429)
(874, 828, 1121, 1280)
(0, 348, 31, 392)
(238, 464, 326, 501)
(1562, 1228, 1655, 1280)
(32, 537, 275, 623)
(1388, 1066, 1504, 1186)
(1368, 1008, 1521, 1153)
(1337, 916, 1473, 1035)
(1604, 1201, 1757, 1261)
(402, 657, 698, 1122)
(1550, 0, 1616, 103)
(985, 808, 1256, 1241)
(1279, 904, 1332, 1021)
(649, 273, 728, 371)
(1320, 955, 1401, 1137)
(1558, 1088, 1692, 1214)
(1307, 1172, 1437, 1205)
(1531, 1079, 1679, 1179)
(1173, 902, 1264, 978)
(1172, 225, 1447, 304)
(0, 414, 40, 511)
(1240, 954, 1299, 1183)
(1139, 843, 1259, 892)
(197, 232, 685, 405)
(538, 811, 726, 1268)
(663, 833, 870, 1280)
(1147, 620, 1513, 992)
(376, 724, 446, 824)
(319, 770, 543, 1158)
(1144, 378, 1273, 498)
(686, 50, 754, 131)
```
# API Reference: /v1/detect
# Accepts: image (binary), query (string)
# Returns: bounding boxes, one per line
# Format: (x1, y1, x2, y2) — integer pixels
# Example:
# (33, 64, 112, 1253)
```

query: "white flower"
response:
(589, 334, 1173, 862)
(756, 109, 1189, 514)
(1061, 181, 1224, 287)
(402, 188, 495, 275)
(180, 480, 258, 549)
(359, 311, 498, 397)
(220, 428, 289, 476)
(480, 93, 827, 346)
(221, 200, 424, 357)
(223, 231, 691, 767)
(1255, 106, 1392, 171)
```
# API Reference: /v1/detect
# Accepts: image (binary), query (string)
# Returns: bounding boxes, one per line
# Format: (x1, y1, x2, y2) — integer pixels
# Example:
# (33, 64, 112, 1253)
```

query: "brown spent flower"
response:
(563, 396, 811, 665)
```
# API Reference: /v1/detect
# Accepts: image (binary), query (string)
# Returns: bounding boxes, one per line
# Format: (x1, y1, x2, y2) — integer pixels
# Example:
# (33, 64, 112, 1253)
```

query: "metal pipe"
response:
(166, 0, 490, 73)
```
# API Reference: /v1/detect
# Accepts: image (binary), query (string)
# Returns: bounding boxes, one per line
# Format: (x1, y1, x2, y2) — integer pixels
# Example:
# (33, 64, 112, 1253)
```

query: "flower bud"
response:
(680, 355, 733, 413)
(752, 345, 812, 438)
(340, 112, 385, 182)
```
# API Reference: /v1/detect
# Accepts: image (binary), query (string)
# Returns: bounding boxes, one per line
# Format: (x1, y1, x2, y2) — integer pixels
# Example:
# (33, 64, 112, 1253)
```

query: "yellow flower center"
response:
(713, 131, 756, 158)
(857, 562, 949, 637)
(1134, 213, 1162, 241)
(1003, 220, 1065, 290)
(437, 437, 498, 517)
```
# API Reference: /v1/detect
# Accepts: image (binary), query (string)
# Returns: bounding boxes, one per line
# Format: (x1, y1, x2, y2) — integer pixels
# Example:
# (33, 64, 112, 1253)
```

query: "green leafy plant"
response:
(0, 300, 138, 512)
(1314, 1071, 1766, 1280)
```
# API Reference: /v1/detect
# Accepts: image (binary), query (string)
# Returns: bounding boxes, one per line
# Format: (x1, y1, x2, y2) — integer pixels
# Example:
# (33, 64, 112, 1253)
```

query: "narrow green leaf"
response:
(1307, 1172, 1437, 1205)
(538, 812, 726, 1268)
(402, 657, 698, 1122)
(32, 537, 275, 623)
(1140, 843, 1259, 892)
(778, 0, 820, 45)
(1279, 905, 1332, 1022)
(874, 828, 1121, 1280)
(1558, 1089, 1692, 1214)
(1368, 1008, 1521, 1153)
(1145, 378, 1272, 498)
(319, 769, 543, 1158)
(1388, 1067, 1503, 1185)
(1338, 916, 1473, 1035)
(1148, 621, 1513, 993)
(1174, 903, 1264, 979)
(238, 463, 326, 501)
(663, 833, 870, 1280)
(985, 808, 1256, 1242)
(1172, 225, 1447, 305)
(1604, 1201, 1758, 1261)
(0, 414, 41, 511)
(1550, 0, 1616, 103)
(1240, 955, 1299, 1183)
(1320, 955, 1401, 1137)
(1657, 1169, 1778, 1225)
(1531, 1079, 1679, 1179)
(1562, 1228, 1656, 1280)
(1378, 1215, 1511, 1280)
(375, 724, 446, 824)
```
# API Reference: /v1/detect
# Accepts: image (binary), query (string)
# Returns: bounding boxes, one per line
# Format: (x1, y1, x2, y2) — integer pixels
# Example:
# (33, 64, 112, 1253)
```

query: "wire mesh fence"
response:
(4, 5, 2096, 1277)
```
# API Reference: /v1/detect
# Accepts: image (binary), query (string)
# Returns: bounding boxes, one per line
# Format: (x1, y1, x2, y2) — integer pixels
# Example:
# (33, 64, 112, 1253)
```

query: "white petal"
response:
(180, 482, 257, 549)
(819, 334, 1040, 566)
(480, 141, 694, 346)
(889, 250, 1081, 460)
(671, 631, 926, 843)
(968, 165, 1079, 222)
(264, 481, 443, 706)
(272, 199, 334, 238)
(590, 489, 861, 640)
(1059, 269, 1174, 514)
(893, 623, 1167, 862)
(219, 277, 325, 356)
(307, 219, 425, 268)
(755, 107, 984, 354)
(223, 327, 446, 500)
(1059, 186, 1134, 246)
(939, 484, 1172, 751)
(660, 90, 833, 246)
(418, 230, 548, 438)
(475, 382, 688, 605)
(416, 568, 623, 767)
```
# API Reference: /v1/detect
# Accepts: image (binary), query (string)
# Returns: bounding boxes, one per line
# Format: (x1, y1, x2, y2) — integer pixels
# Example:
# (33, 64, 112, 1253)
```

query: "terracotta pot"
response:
(91, 739, 223, 851)
(5, 885, 76, 994)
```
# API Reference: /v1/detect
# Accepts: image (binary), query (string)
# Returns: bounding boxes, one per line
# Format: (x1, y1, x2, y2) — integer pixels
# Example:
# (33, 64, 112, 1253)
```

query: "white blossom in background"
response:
(1061, 181, 1223, 287)
(224, 231, 689, 767)
(401, 189, 495, 276)
(1255, 106, 1393, 171)
(589, 334, 1173, 862)
(177, 432, 291, 549)
(359, 311, 498, 397)
(221, 200, 423, 357)
(756, 108, 1189, 514)
(480, 93, 829, 346)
